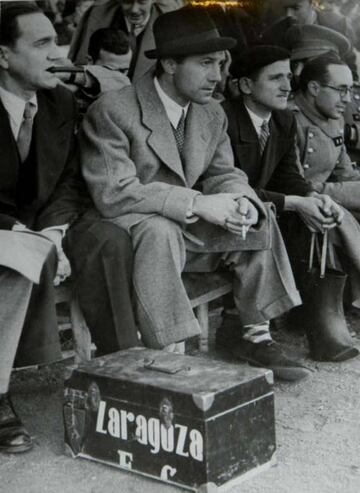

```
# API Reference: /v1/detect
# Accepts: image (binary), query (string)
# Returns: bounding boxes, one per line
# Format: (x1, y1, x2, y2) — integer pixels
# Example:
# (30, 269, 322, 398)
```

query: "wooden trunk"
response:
(64, 348, 276, 492)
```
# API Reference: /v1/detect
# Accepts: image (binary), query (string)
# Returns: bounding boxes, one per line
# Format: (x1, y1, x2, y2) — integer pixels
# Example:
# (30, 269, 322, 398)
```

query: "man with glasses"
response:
(293, 52, 360, 208)
(223, 46, 360, 362)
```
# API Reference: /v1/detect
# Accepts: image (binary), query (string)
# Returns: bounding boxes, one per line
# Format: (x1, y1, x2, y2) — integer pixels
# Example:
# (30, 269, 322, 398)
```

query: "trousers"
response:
(0, 245, 60, 393)
(130, 213, 302, 348)
(64, 211, 139, 355)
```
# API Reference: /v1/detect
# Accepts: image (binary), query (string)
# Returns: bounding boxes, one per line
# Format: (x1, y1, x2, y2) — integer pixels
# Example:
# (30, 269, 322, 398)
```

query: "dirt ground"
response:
(1, 310, 360, 493)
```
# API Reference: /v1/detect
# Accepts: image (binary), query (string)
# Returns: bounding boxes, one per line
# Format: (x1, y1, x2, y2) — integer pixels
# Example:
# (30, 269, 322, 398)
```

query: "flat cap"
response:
(286, 24, 351, 61)
(230, 45, 290, 78)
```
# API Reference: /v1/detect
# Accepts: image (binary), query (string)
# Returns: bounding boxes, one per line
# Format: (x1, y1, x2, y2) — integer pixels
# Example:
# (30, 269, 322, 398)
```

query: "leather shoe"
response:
(216, 324, 311, 382)
(0, 394, 33, 453)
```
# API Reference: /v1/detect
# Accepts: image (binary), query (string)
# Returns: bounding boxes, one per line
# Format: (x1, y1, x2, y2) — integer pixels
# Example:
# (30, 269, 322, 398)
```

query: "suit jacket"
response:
(222, 99, 313, 212)
(0, 86, 85, 231)
(68, 0, 183, 81)
(80, 71, 271, 252)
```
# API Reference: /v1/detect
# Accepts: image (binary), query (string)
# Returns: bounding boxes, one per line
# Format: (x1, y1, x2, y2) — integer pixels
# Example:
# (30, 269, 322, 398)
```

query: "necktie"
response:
(173, 110, 186, 157)
(259, 119, 270, 156)
(17, 101, 36, 163)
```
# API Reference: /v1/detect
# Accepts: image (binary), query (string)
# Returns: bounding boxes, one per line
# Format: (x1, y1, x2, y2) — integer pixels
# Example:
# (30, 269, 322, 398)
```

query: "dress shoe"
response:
(0, 394, 33, 454)
(216, 324, 311, 382)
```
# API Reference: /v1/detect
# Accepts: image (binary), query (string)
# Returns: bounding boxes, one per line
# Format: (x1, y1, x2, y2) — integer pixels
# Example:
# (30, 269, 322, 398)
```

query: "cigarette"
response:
(308, 232, 316, 271)
(242, 225, 246, 240)
(320, 230, 328, 278)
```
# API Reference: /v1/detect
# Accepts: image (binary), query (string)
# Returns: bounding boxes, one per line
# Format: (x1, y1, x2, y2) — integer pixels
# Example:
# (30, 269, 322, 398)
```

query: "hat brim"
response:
(145, 37, 236, 59)
(291, 47, 335, 61)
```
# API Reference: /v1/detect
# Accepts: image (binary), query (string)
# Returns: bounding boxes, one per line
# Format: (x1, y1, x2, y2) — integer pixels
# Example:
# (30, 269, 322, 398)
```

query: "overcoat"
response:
(80, 71, 271, 253)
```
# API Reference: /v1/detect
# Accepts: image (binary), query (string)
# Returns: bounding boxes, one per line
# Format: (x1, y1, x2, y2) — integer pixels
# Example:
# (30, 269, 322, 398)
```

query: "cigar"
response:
(48, 66, 84, 73)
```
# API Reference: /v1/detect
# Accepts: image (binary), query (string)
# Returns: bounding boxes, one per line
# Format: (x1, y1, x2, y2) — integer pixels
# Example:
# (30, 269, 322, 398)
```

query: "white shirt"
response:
(244, 104, 271, 137)
(153, 77, 198, 221)
(0, 86, 37, 140)
(154, 77, 190, 129)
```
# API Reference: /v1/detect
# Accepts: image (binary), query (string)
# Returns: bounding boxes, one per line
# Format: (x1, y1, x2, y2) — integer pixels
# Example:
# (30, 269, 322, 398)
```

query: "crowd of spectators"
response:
(1, 0, 360, 456)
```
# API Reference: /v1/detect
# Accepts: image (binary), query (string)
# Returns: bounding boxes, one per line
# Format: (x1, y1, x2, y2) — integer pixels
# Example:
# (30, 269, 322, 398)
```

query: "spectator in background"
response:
(265, 0, 358, 79)
(68, 0, 183, 80)
(58, 28, 132, 117)
(57, 0, 94, 45)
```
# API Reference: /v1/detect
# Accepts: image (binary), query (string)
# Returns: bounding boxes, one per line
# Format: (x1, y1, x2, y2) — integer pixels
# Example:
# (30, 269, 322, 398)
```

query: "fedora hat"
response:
(145, 7, 236, 59)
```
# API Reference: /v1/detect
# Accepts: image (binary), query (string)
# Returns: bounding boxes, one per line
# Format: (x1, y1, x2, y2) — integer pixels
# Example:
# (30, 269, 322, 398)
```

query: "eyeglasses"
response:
(321, 84, 353, 98)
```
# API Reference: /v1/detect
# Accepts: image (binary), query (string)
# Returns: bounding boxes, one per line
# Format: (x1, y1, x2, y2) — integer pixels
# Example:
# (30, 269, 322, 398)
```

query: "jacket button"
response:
(303, 164, 310, 169)
(308, 148, 314, 153)
(308, 132, 314, 138)
(355, 94, 360, 100)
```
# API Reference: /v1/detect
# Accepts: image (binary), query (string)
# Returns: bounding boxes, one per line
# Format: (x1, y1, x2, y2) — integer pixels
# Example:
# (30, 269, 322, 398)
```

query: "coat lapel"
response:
(234, 102, 261, 178)
(258, 116, 280, 187)
(0, 100, 20, 197)
(182, 103, 212, 187)
(34, 91, 68, 205)
(136, 74, 187, 184)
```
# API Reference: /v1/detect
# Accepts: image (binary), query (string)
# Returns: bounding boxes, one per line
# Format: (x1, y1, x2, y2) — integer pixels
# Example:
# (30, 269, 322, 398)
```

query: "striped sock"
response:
(243, 321, 272, 344)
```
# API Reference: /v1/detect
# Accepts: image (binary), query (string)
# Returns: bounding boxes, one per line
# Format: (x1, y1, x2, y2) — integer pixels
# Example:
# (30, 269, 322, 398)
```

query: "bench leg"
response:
(194, 303, 209, 352)
(70, 294, 92, 363)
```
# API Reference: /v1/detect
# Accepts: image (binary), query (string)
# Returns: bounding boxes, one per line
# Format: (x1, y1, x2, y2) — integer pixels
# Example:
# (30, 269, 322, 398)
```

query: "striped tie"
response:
(17, 101, 36, 163)
(259, 119, 270, 156)
(173, 110, 186, 157)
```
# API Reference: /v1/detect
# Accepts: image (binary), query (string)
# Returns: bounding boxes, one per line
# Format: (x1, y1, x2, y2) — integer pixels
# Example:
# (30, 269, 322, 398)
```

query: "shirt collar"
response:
(244, 103, 271, 136)
(0, 85, 37, 139)
(154, 77, 190, 129)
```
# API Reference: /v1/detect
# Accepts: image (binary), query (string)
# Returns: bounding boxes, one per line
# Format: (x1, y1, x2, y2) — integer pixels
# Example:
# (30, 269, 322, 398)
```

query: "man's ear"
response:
(308, 80, 320, 97)
(238, 76, 253, 96)
(0, 45, 10, 69)
(161, 58, 178, 76)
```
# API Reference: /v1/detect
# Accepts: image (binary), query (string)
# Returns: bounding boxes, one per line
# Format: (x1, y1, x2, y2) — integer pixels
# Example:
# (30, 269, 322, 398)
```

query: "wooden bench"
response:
(56, 271, 232, 361)
(55, 282, 92, 363)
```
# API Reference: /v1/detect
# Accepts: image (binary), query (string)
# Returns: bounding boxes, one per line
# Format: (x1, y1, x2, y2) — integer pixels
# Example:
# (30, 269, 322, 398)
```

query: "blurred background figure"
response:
(68, 0, 183, 81)
(58, 0, 95, 45)
(58, 28, 132, 118)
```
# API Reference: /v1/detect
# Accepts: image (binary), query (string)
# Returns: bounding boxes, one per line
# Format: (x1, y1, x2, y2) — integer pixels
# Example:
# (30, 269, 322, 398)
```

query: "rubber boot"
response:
(293, 268, 359, 362)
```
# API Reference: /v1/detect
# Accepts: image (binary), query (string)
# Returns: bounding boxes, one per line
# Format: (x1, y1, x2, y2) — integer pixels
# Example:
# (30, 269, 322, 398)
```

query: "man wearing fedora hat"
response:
(80, 7, 313, 381)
